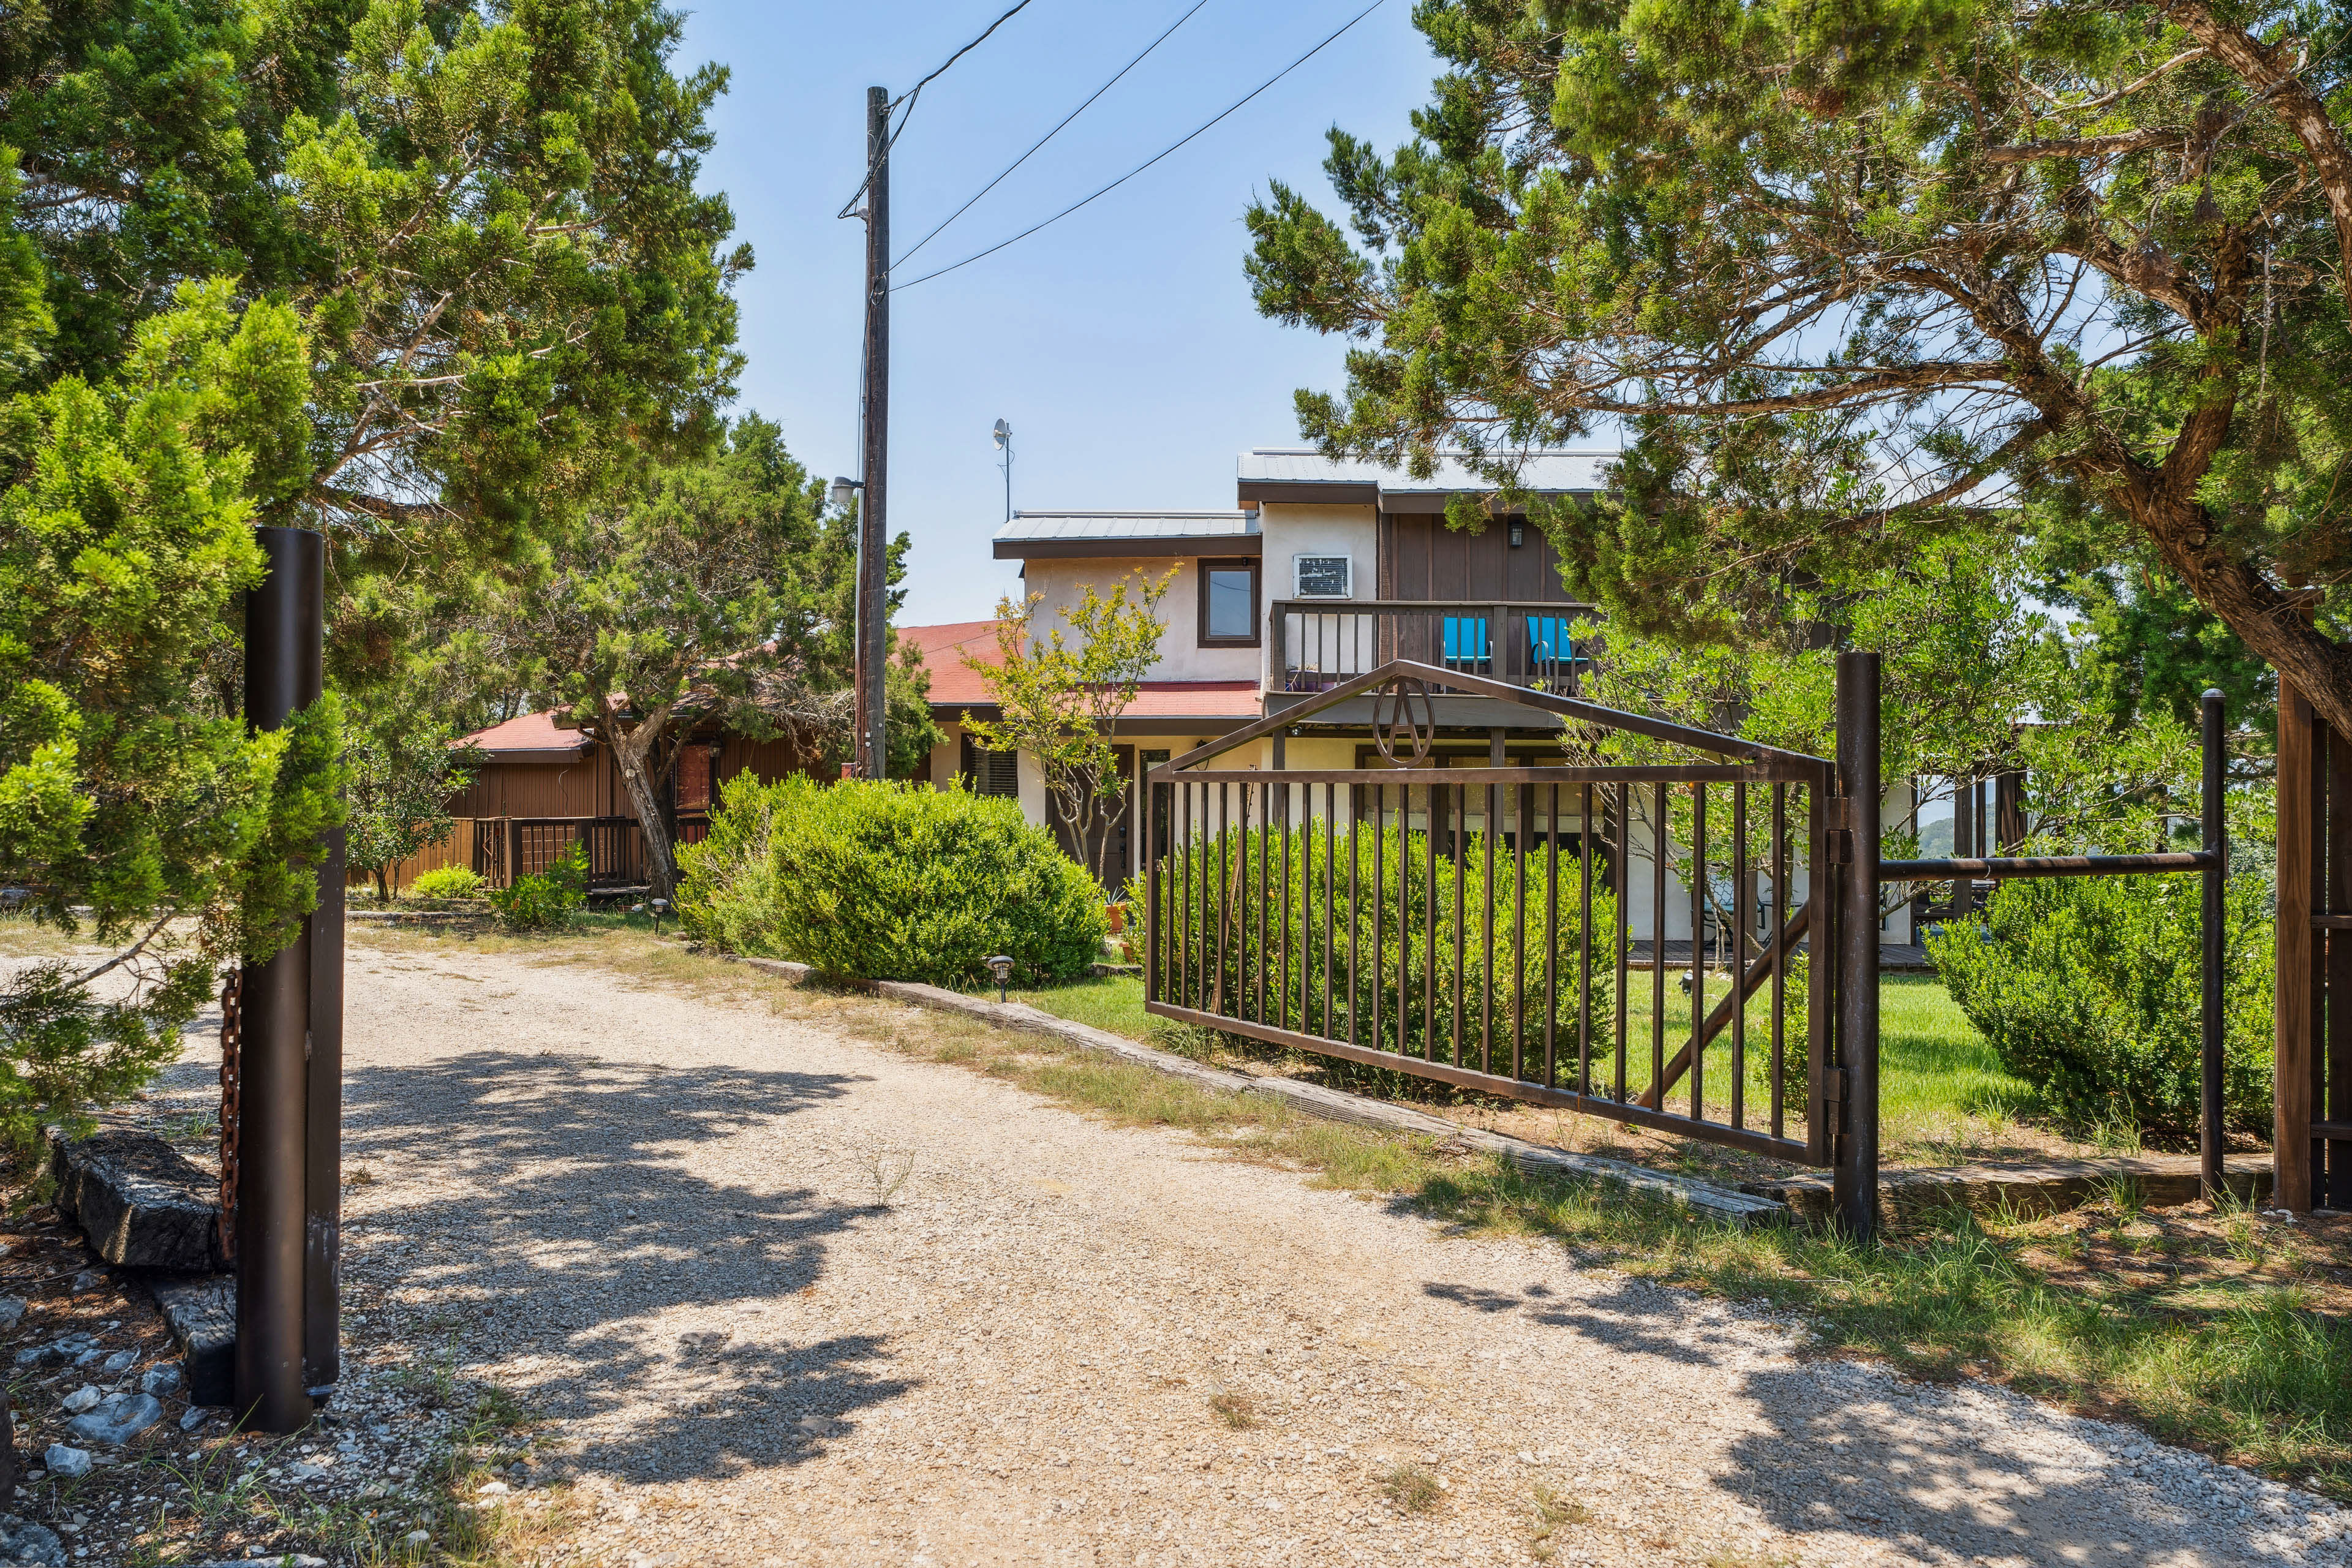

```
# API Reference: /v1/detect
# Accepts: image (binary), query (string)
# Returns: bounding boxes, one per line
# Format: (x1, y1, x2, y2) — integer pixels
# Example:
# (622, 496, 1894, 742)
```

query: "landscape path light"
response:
(986, 955, 1014, 1003)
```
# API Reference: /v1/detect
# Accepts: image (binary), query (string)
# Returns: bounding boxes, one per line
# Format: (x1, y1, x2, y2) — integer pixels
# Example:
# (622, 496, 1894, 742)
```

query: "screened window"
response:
(1198, 558, 1259, 646)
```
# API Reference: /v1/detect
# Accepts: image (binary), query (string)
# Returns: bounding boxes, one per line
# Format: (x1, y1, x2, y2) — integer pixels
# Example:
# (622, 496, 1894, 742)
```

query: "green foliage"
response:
(1243, 0, 2352, 734)
(0, 961, 209, 1153)
(1152, 816, 1617, 1081)
(4, 0, 748, 550)
(678, 776, 1107, 986)
(488, 845, 586, 932)
(963, 571, 1174, 888)
(346, 720, 478, 899)
(486, 415, 869, 896)
(1930, 865, 2275, 1139)
(409, 866, 485, 901)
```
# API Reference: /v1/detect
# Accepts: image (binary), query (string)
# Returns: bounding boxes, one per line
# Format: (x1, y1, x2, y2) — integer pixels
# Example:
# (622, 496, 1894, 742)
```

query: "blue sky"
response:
(676, 0, 1440, 627)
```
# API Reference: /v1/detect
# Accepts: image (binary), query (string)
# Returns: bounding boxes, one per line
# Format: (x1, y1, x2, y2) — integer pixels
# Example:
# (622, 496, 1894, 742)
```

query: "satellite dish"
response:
(992, 418, 1011, 450)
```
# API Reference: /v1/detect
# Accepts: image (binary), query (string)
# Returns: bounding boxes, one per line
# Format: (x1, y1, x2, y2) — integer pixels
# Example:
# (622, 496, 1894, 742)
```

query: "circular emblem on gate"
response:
(1372, 674, 1436, 766)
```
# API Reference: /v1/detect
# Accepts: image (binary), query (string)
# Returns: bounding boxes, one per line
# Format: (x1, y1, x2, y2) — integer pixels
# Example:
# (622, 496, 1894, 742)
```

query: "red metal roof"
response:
(1120, 682, 1261, 718)
(898, 621, 1263, 723)
(898, 620, 1005, 707)
(454, 710, 590, 760)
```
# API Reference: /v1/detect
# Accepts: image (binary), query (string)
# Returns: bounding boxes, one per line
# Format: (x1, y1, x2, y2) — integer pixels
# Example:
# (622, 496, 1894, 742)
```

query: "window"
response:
(960, 734, 1019, 797)
(1197, 557, 1259, 647)
(1292, 554, 1351, 598)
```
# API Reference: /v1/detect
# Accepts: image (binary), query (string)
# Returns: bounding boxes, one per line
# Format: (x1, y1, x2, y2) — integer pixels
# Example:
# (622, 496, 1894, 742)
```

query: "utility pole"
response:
(854, 83, 891, 780)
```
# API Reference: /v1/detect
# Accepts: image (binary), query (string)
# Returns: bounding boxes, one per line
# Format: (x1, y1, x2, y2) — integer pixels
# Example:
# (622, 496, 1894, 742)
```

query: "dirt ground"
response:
(3, 926, 2346, 1567)
(261, 932, 2343, 1568)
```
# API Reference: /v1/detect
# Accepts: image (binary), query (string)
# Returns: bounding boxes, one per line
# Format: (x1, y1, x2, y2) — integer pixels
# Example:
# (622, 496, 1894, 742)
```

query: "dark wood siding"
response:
(1378, 511, 1577, 603)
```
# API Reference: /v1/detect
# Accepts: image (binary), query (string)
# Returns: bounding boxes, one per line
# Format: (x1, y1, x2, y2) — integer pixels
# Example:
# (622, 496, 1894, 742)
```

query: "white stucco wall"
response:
(1018, 557, 1259, 684)
(927, 720, 962, 790)
(1258, 503, 1377, 600)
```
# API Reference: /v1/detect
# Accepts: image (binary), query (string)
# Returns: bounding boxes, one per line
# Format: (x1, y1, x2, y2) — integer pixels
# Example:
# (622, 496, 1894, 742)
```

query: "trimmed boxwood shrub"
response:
(678, 775, 1106, 986)
(1927, 869, 2273, 1140)
(409, 866, 484, 900)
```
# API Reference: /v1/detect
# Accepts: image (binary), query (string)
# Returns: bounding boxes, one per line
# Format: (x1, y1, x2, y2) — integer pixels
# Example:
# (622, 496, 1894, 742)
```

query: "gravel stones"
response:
(37, 1446, 86, 1480)
(55, 1388, 96, 1415)
(140, 1360, 184, 1397)
(324, 941, 2352, 1568)
(0, 1514, 64, 1568)
(64, 1390, 161, 1446)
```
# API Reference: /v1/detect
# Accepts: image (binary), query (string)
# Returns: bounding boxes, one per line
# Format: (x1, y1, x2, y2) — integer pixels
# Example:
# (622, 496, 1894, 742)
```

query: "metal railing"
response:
(1268, 599, 1594, 695)
(1147, 661, 1852, 1183)
(470, 815, 703, 890)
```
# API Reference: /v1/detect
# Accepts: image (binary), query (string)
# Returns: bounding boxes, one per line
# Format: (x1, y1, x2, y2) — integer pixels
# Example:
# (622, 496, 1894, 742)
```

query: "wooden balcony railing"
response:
(1268, 599, 1595, 695)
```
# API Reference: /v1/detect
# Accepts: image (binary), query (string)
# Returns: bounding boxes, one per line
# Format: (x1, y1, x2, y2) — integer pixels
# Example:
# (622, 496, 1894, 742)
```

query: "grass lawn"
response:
(981, 968, 2055, 1166)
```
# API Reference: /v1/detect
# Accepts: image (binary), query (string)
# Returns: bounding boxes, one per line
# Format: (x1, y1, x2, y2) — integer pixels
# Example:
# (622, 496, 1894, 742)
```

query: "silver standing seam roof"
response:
(993, 510, 1257, 543)
(992, 510, 1261, 560)
(1237, 447, 1615, 496)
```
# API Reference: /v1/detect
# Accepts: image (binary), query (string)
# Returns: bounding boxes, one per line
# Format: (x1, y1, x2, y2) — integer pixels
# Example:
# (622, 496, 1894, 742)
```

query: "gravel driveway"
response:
(334, 938, 2349, 1567)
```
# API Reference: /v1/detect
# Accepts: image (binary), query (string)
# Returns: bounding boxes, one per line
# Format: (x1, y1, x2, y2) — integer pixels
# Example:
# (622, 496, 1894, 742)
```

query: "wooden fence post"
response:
(2276, 681, 2318, 1212)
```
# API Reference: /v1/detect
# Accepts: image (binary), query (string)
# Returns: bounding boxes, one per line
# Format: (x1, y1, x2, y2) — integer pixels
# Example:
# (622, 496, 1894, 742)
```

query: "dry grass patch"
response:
(1207, 1391, 1258, 1430)
(1380, 1463, 1444, 1513)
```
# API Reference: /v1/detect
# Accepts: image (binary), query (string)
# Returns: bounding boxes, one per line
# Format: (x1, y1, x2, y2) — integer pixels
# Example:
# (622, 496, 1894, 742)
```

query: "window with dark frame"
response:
(960, 734, 1019, 797)
(1197, 557, 1259, 647)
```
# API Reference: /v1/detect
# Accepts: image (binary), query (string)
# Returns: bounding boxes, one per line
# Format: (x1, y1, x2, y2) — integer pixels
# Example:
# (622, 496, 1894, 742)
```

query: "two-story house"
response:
(905, 446, 1915, 949)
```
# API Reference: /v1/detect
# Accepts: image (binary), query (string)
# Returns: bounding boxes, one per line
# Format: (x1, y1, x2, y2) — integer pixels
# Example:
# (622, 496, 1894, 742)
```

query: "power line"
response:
(895, 0, 1041, 109)
(893, 0, 1387, 293)
(837, 0, 1044, 219)
(894, 0, 1214, 271)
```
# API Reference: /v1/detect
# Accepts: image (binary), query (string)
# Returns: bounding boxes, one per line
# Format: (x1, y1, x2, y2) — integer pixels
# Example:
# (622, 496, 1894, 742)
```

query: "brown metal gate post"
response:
(2200, 690, 2226, 1198)
(306, 820, 343, 1393)
(1833, 652, 1882, 1242)
(2276, 682, 2318, 1212)
(238, 527, 322, 1433)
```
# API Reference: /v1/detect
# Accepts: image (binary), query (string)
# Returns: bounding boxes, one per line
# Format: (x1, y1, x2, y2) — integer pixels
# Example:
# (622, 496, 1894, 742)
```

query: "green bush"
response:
(1927, 870, 2273, 1139)
(488, 845, 587, 932)
(678, 776, 1107, 985)
(1148, 819, 1621, 1085)
(409, 866, 484, 900)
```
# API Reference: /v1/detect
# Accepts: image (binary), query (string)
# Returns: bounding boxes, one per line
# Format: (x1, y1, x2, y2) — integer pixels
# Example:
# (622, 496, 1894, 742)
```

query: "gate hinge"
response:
(1820, 1066, 1849, 1106)
(1822, 829, 1853, 865)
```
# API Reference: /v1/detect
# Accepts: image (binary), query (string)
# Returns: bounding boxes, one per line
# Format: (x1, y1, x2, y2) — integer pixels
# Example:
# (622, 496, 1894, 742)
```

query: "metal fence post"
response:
(305, 819, 343, 1393)
(1833, 651, 1881, 1243)
(239, 527, 323, 1432)
(2201, 690, 2226, 1199)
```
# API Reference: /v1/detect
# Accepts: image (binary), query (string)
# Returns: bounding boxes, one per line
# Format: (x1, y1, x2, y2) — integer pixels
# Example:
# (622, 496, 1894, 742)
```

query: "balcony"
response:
(1267, 598, 1593, 696)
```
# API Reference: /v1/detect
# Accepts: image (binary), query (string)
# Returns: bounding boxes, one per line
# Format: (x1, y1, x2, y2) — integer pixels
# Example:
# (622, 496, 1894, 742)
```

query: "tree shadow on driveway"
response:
(339, 1049, 918, 1483)
(1414, 1275, 2334, 1565)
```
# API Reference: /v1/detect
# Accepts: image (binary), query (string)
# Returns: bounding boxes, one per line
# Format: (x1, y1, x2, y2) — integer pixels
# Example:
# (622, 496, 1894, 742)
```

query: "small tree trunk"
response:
(374, 867, 390, 902)
(610, 722, 680, 900)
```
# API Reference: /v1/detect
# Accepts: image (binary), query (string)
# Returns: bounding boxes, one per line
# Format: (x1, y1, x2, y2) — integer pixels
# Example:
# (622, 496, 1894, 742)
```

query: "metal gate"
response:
(1144, 655, 1890, 1231)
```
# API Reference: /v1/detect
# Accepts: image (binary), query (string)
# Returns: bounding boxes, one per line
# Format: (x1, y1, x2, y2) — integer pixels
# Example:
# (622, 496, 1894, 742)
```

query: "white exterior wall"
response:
(1261, 504, 1380, 686)
(1017, 557, 1257, 684)
(1258, 503, 1377, 600)
(927, 720, 962, 790)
